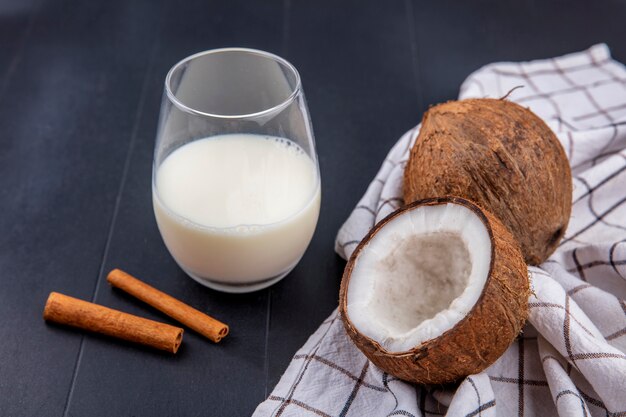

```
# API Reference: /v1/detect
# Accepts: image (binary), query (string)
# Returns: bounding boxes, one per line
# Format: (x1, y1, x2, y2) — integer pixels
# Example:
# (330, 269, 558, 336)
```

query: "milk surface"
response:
(153, 134, 320, 286)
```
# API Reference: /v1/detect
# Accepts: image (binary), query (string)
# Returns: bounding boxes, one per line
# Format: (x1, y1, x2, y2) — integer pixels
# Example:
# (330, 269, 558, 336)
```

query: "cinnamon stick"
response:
(107, 269, 229, 343)
(43, 292, 183, 353)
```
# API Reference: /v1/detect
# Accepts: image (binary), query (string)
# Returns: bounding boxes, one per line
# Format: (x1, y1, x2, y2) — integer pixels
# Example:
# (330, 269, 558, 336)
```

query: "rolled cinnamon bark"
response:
(43, 292, 183, 353)
(107, 269, 229, 343)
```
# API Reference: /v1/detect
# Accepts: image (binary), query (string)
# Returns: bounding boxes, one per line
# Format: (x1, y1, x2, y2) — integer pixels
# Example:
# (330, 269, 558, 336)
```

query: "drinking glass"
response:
(152, 48, 320, 293)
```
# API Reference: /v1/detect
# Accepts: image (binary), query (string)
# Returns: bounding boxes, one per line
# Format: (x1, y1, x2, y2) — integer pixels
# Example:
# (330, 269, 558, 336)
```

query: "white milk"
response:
(153, 134, 320, 288)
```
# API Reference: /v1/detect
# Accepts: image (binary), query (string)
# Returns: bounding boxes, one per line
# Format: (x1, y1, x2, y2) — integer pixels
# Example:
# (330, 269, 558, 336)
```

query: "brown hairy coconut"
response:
(339, 197, 528, 385)
(403, 98, 572, 265)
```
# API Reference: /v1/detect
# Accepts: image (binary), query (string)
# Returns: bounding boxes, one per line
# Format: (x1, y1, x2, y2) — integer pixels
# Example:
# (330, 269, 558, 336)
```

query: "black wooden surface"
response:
(0, 1, 624, 416)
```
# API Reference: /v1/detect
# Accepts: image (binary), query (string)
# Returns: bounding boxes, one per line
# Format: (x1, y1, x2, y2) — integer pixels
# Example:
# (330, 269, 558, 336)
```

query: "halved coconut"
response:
(339, 197, 528, 385)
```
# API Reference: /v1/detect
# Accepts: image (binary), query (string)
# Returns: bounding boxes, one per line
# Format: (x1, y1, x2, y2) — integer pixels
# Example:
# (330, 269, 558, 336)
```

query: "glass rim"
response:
(165, 47, 302, 119)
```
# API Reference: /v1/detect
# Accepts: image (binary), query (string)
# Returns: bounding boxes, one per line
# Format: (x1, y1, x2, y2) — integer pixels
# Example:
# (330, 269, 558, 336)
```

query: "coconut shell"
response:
(339, 197, 529, 385)
(403, 98, 572, 265)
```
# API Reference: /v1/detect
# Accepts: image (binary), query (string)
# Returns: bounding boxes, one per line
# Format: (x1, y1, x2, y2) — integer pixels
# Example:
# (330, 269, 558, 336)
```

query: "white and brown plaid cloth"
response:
(253, 44, 626, 417)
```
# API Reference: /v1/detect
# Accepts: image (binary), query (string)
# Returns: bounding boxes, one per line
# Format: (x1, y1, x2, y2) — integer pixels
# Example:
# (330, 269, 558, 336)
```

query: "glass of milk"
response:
(153, 48, 321, 293)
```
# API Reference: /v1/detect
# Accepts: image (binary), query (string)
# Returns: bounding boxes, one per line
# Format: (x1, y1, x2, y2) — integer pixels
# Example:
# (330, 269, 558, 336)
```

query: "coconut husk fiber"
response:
(403, 99, 572, 265)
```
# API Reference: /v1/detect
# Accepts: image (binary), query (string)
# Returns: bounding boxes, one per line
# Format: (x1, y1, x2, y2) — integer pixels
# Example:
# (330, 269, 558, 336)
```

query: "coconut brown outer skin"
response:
(339, 197, 529, 385)
(403, 99, 572, 265)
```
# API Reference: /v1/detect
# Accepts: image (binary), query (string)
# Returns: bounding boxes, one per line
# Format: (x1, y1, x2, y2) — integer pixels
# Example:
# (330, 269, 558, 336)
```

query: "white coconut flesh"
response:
(346, 202, 492, 352)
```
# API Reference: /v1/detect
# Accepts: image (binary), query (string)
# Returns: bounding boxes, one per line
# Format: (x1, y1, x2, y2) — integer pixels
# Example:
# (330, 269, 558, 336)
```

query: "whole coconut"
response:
(403, 98, 572, 265)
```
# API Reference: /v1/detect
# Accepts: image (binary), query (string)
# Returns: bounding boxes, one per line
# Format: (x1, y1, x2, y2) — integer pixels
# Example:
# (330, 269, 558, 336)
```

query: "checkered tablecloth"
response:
(253, 44, 626, 417)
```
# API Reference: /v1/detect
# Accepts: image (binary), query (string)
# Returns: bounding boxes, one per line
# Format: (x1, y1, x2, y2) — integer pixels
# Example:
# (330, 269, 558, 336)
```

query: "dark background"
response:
(0, 0, 624, 415)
